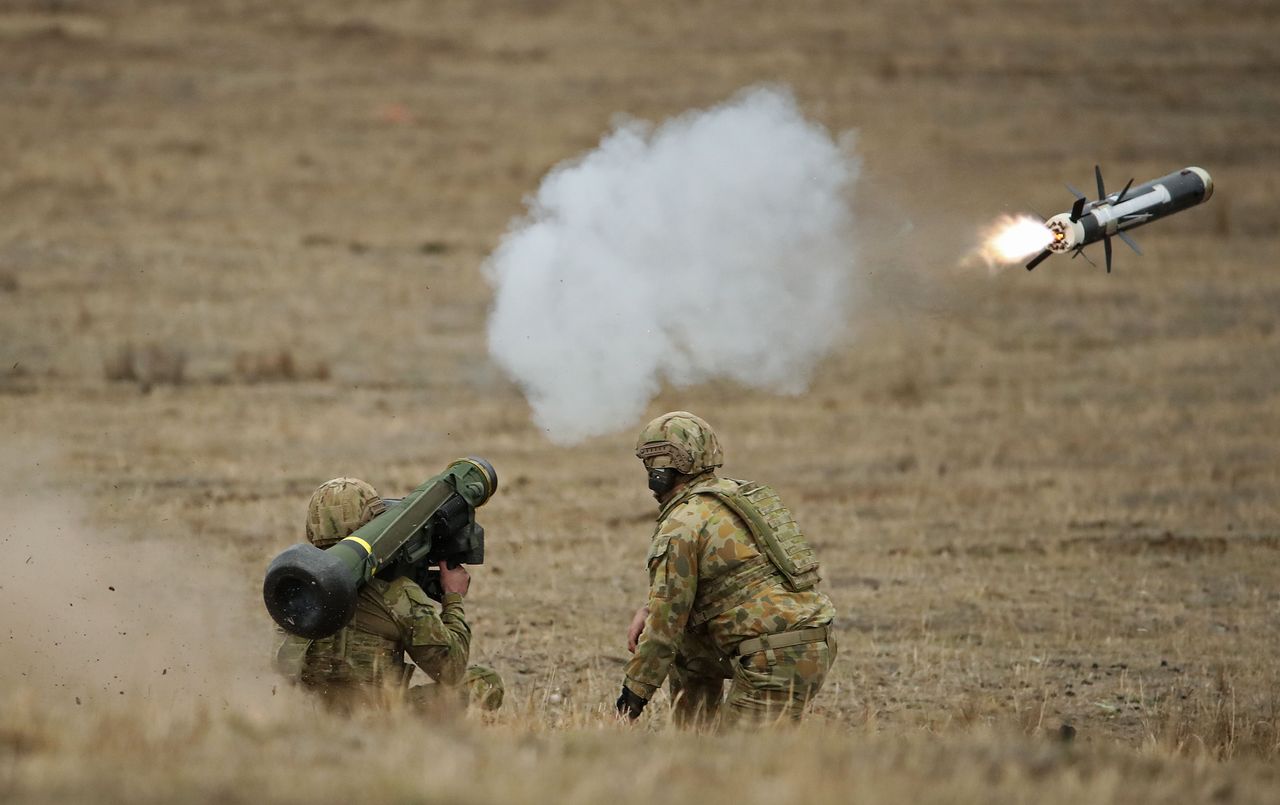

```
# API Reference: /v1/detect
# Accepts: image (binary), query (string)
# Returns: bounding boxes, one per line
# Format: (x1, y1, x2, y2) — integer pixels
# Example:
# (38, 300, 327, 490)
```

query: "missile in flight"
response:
(1026, 166, 1214, 273)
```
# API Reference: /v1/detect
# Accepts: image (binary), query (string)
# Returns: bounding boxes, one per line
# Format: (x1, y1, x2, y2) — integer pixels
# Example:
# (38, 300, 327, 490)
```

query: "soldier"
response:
(616, 412, 837, 727)
(275, 477, 503, 712)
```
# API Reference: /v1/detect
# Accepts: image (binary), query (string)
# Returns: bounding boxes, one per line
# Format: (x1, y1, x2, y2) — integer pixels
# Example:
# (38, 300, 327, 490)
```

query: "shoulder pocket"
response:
(645, 532, 673, 566)
(381, 576, 431, 606)
(378, 578, 431, 623)
(402, 583, 432, 607)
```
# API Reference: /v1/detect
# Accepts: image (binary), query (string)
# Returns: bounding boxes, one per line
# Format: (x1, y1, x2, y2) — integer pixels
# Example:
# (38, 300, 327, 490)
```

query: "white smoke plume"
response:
(484, 87, 860, 443)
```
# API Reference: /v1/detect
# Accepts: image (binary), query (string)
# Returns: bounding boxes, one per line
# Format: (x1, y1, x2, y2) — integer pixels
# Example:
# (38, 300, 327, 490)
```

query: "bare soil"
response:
(2, 1, 1279, 802)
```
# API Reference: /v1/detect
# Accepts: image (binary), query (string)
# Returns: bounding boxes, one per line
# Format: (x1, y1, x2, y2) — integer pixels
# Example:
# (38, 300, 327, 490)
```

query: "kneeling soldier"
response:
(275, 477, 503, 712)
(618, 412, 836, 727)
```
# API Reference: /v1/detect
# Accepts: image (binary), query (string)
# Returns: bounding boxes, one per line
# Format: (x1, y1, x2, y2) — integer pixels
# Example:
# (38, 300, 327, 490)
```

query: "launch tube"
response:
(263, 457, 498, 639)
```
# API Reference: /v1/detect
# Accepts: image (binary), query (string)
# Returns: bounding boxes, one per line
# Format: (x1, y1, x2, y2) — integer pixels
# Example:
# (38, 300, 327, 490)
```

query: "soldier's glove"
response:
(615, 686, 648, 721)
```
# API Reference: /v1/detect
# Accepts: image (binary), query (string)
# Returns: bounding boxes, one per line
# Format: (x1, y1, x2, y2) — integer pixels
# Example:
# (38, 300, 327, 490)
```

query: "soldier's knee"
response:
(722, 690, 804, 727)
(463, 666, 504, 711)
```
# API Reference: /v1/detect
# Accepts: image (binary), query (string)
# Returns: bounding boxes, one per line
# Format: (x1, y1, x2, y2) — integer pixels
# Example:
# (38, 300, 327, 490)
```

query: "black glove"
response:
(616, 685, 647, 720)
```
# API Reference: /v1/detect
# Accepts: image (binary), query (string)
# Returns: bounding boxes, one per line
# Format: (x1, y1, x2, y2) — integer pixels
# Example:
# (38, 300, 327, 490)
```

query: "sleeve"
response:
(387, 580, 472, 686)
(622, 505, 701, 699)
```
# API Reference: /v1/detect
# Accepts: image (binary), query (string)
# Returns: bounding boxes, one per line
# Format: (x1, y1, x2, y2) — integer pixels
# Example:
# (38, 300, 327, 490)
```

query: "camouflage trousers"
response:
(406, 666, 505, 712)
(302, 665, 504, 714)
(668, 628, 836, 728)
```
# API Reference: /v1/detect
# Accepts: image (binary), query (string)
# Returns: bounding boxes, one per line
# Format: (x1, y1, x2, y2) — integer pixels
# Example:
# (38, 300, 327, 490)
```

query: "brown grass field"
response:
(2, 1, 1280, 802)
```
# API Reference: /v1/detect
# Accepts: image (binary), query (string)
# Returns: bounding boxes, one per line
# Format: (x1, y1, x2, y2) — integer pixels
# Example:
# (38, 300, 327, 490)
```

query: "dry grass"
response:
(1, 0, 1279, 802)
(1142, 667, 1280, 761)
(3, 695, 1279, 805)
(103, 342, 188, 389)
(233, 350, 330, 384)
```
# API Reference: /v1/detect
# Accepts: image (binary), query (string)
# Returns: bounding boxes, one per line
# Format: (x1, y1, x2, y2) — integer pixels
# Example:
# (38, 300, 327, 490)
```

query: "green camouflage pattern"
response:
(668, 627, 838, 727)
(275, 575, 503, 711)
(623, 475, 836, 724)
(635, 411, 724, 475)
(705, 479, 822, 592)
(405, 665, 505, 712)
(305, 477, 387, 548)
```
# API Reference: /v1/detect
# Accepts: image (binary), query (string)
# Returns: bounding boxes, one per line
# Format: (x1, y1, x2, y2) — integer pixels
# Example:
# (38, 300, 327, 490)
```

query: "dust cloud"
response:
(0, 446, 280, 712)
(484, 87, 861, 443)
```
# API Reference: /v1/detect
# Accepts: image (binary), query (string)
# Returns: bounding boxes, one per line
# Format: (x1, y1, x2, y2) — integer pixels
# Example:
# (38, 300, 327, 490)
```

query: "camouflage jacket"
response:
(623, 475, 835, 699)
(276, 576, 471, 690)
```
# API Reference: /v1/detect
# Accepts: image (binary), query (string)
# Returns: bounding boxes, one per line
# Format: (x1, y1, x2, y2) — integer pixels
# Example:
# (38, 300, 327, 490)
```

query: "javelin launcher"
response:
(1026, 166, 1213, 272)
(263, 457, 498, 639)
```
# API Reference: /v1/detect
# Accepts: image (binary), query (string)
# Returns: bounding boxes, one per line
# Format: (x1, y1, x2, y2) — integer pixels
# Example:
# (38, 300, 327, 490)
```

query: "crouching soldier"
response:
(275, 477, 503, 713)
(618, 412, 837, 727)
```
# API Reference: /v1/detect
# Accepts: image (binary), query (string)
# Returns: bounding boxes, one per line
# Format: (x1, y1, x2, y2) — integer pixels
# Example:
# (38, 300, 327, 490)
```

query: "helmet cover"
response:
(634, 411, 724, 476)
(305, 477, 386, 548)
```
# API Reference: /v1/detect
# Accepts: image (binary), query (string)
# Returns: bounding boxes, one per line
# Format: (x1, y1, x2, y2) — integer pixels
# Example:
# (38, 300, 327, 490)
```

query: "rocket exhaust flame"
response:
(972, 215, 1054, 269)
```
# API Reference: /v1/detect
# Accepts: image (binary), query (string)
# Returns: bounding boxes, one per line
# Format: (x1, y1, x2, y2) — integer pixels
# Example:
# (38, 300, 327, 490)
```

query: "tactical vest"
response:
(658, 476, 821, 625)
(275, 580, 410, 688)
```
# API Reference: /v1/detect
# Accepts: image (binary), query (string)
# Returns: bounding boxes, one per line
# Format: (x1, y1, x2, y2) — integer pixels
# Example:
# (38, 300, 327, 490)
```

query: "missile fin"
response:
(1073, 247, 1096, 268)
(1115, 178, 1134, 204)
(1066, 183, 1087, 201)
(1070, 197, 1086, 222)
(1026, 250, 1052, 271)
(1117, 230, 1143, 255)
(1095, 165, 1106, 200)
(1104, 236, 1113, 274)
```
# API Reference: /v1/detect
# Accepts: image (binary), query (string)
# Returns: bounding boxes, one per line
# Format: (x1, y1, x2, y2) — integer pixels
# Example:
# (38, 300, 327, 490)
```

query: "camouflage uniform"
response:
(276, 478, 503, 712)
(622, 413, 836, 726)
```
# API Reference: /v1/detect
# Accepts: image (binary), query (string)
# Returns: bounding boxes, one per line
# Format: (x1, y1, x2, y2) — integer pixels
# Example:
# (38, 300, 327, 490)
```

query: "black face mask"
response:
(647, 467, 679, 499)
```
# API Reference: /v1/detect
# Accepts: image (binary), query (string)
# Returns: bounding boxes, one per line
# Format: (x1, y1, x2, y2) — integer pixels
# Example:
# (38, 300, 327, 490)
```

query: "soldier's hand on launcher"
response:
(438, 562, 471, 597)
(626, 606, 649, 653)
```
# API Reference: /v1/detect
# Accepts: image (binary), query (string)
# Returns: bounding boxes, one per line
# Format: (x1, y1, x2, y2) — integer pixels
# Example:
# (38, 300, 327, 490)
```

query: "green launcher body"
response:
(263, 457, 498, 639)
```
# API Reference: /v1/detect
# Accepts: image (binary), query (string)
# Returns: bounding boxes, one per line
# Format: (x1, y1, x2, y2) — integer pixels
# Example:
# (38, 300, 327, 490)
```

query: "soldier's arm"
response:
(388, 580, 472, 685)
(622, 507, 701, 700)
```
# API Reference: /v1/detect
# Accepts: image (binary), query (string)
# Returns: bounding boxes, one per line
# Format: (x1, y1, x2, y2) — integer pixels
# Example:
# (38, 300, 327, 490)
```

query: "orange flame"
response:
(972, 215, 1053, 270)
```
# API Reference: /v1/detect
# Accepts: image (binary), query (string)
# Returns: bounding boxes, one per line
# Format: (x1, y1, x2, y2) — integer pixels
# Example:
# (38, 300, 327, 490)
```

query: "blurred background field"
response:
(1, 1, 1279, 802)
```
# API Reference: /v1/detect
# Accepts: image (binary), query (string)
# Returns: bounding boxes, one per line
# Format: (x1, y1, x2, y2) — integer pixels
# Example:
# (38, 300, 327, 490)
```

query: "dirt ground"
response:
(2, 1, 1279, 802)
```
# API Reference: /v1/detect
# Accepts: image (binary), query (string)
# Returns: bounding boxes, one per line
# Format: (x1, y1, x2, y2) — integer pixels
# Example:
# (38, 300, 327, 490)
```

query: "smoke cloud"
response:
(485, 87, 860, 443)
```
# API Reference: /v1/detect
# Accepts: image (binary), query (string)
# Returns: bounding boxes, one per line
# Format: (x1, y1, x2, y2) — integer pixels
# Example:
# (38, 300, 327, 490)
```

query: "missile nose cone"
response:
(1185, 167, 1213, 202)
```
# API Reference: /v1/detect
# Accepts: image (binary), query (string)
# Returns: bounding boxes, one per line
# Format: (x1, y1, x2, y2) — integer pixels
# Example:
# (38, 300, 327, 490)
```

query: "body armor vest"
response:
(658, 476, 822, 625)
(276, 581, 409, 688)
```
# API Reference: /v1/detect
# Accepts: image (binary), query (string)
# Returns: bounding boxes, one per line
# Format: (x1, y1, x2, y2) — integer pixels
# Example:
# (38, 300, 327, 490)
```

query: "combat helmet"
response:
(635, 411, 724, 476)
(305, 477, 386, 548)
